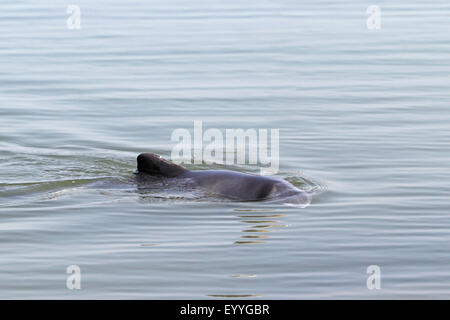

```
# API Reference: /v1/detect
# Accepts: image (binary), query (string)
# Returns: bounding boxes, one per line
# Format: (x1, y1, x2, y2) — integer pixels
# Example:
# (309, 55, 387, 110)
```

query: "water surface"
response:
(1, 0, 450, 298)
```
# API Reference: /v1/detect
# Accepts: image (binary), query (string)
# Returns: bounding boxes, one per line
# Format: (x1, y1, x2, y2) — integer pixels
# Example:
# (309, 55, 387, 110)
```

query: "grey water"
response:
(1, 0, 450, 299)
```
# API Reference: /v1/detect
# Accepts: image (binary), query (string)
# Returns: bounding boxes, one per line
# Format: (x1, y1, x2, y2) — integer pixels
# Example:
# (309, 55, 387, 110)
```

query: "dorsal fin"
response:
(137, 153, 187, 177)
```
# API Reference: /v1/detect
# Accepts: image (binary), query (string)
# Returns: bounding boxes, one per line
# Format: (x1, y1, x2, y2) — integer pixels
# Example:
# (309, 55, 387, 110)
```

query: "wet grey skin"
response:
(136, 153, 311, 205)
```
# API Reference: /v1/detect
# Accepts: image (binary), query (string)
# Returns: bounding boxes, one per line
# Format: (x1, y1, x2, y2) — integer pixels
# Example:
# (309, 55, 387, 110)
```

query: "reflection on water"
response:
(207, 294, 262, 298)
(205, 207, 292, 297)
(237, 215, 285, 218)
(234, 241, 265, 245)
(241, 235, 268, 239)
(233, 209, 287, 245)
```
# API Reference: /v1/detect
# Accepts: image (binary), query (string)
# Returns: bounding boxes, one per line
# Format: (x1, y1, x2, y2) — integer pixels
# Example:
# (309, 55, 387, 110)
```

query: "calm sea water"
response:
(1, 0, 450, 299)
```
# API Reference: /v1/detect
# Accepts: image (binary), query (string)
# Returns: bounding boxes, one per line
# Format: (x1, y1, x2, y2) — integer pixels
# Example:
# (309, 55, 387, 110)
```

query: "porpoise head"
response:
(137, 153, 187, 177)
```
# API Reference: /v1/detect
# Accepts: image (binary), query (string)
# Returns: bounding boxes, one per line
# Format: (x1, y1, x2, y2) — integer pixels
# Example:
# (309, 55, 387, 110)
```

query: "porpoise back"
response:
(136, 153, 311, 205)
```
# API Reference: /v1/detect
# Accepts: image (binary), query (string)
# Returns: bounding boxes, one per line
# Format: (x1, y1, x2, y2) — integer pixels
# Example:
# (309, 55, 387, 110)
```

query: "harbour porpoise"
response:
(136, 153, 311, 206)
